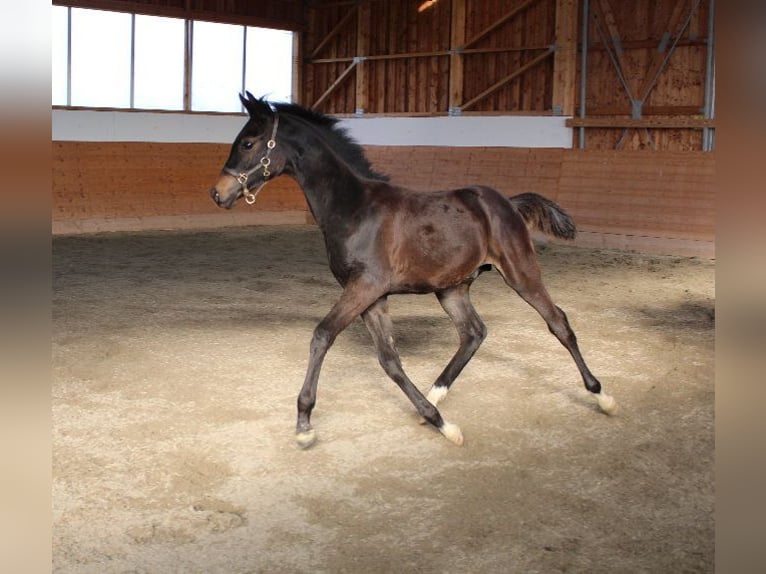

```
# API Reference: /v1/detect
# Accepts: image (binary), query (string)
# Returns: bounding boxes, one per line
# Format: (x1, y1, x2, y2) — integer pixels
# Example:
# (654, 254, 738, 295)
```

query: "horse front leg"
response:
(295, 278, 384, 449)
(362, 297, 464, 446)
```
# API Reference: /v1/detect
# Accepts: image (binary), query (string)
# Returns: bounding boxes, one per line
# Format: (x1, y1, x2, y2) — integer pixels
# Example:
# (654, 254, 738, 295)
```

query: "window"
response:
(51, 6, 294, 112)
(134, 15, 185, 110)
(70, 8, 132, 108)
(191, 21, 244, 113)
(51, 6, 69, 106)
(245, 27, 294, 104)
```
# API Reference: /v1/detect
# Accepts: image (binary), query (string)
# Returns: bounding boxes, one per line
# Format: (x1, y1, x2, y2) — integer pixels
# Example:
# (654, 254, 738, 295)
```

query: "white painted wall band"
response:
(52, 109, 573, 148)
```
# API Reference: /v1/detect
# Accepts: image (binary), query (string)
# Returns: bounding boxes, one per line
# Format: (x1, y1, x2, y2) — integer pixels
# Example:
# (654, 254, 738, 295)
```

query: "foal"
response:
(210, 93, 617, 448)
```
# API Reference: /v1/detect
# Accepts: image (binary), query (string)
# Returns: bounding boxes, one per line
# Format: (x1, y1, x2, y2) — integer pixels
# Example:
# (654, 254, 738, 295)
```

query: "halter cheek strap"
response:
(223, 113, 280, 205)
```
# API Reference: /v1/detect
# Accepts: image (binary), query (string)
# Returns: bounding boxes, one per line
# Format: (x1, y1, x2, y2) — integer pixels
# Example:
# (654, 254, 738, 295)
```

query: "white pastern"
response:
(596, 392, 618, 415)
(440, 421, 464, 446)
(295, 429, 317, 449)
(426, 385, 449, 406)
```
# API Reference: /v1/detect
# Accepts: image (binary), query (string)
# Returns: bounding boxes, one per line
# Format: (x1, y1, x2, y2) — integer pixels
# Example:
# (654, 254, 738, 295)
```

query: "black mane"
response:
(272, 102, 389, 182)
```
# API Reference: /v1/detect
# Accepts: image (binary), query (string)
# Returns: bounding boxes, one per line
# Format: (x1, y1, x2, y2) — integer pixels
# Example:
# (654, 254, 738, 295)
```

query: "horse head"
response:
(209, 92, 288, 209)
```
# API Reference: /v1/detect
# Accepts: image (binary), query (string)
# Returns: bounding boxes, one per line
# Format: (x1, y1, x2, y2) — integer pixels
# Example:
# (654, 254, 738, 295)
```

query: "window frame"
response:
(52, 5, 296, 114)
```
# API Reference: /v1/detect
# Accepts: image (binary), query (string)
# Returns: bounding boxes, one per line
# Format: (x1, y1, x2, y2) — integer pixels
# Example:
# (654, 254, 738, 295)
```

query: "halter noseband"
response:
(224, 113, 280, 205)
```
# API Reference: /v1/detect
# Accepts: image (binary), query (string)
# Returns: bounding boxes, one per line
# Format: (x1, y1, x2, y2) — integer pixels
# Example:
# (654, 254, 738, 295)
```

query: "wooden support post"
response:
(552, 0, 578, 116)
(448, 0, 466, 114)
(355, 1, 370, 114)
(291, 32, 301, 104)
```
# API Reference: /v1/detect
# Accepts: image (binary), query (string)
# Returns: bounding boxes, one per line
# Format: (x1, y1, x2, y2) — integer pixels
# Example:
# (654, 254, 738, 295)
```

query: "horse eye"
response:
(242, 140, 254, 150)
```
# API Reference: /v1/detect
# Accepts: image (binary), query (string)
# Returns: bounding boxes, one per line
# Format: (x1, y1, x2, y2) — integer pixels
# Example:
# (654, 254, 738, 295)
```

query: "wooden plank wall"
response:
(303, 0, 558, 115)
(303, 0, 713, 152)
(462, 0, 555, 113)
(53, 141, 714, 257)
(581, 0, 711, 150)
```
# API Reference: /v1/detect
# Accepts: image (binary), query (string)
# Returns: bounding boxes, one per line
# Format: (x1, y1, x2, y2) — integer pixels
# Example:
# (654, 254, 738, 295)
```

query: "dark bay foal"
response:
(210, 93, 617, 448)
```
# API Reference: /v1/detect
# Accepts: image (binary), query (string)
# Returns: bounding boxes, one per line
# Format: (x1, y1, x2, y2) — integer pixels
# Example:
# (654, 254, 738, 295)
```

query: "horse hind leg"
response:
(423, 284, 487, 409)
(495, 253, 617, 415)
(362, 298, 464, 445)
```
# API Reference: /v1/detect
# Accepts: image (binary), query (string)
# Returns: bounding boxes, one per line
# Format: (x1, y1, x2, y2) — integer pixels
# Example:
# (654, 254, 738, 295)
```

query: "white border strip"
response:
(52, 109, 573, 148)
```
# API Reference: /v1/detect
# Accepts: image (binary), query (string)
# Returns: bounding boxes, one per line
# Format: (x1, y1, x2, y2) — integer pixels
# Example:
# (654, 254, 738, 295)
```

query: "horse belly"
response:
(389, 226, 485, 293)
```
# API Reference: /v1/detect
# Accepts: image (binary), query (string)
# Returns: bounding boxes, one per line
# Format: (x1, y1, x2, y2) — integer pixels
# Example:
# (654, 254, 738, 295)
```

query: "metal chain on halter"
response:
(232, 113, 280, 205)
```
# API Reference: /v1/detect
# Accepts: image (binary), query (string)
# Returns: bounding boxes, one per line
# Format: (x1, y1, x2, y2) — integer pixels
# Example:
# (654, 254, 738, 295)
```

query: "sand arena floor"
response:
(52, 226, 714, 573)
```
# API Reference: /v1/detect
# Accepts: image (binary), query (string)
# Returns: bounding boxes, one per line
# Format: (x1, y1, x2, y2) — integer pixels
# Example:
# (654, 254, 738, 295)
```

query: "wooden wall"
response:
(303, 0, 559, 115)
(52, 142, 309, 233)
(302, 0, 714, 152)
(52, 141, 714, 257)
(575, 0, 712, 150)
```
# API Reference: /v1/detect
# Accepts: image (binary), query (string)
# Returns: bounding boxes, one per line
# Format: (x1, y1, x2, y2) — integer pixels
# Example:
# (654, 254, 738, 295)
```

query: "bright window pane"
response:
(134, 15, 185, 110)
(70, 8, 131, 108)
(245, 28, 293, 103)
(51, 6, 69, 105)
(192, 21, 243, 112)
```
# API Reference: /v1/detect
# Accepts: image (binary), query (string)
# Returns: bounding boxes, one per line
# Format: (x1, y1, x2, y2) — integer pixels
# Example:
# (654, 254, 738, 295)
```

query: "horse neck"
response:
(286, 123, 367, 228)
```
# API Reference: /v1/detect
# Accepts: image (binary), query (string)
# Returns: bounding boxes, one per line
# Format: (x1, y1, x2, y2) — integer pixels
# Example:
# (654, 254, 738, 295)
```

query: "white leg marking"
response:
(426, 385, 449, 406)
(440, 421, 464, 446)
(295, 429, 317, 449)
(596, 392, 618, 415)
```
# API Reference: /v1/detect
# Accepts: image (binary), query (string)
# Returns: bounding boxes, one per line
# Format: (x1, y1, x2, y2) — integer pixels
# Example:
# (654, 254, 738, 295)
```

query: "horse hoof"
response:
(440, 421, 464, 446)
(295, 429, 317, 449)
(596, 392, 618, 415)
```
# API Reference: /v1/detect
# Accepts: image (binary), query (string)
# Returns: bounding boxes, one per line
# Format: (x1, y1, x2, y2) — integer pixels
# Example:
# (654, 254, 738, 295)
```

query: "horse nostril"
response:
(210, 188, 220, 204)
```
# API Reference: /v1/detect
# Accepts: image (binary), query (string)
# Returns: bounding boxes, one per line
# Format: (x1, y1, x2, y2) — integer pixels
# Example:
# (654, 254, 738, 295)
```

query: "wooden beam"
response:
(308, 45, 554, 65)
(566, 117, 715, 129)
(637, 0, 701, 103)
(591, 0, 635, 99)
(311, 60, 358, 110)
(588, 37, 707, 51)
(461, 48, 554, 112)
(355, 1, 371, 113)
(448, 0, 466, 113)
(309, 6, 357, 59)
(587, 105, 703, 116)
(54, 0, 305, 31)
(463, 0, 540, 49)
(552, 0, 578, 116)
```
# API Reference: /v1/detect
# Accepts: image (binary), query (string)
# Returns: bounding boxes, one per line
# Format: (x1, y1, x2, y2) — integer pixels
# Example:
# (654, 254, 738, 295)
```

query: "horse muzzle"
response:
(209, 174, 242, 209)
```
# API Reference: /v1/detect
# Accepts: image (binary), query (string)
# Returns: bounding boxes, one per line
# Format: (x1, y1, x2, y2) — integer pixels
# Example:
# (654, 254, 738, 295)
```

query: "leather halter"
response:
(222, 113, 279, 205)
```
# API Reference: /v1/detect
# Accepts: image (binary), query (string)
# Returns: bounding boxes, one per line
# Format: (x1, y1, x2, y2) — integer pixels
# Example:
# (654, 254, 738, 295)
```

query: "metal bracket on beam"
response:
(354, 108, 365, 117)
(352, 56, 366, 64)
(448, 107, 462, 116)
(657, 32, 670, 54)
(631, 99, 643, 120)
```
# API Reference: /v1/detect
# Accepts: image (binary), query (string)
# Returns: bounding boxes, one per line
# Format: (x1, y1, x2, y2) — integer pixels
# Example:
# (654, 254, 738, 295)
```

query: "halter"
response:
(223, 113, 280, 205)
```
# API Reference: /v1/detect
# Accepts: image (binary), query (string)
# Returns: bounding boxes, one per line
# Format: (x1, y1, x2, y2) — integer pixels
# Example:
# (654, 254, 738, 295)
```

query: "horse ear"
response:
(239, 92, 269, 119)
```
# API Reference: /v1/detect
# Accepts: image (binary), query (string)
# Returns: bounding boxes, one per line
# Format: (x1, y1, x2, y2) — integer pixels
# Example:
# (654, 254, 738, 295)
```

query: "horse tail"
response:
(508, 192, 576, 240)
